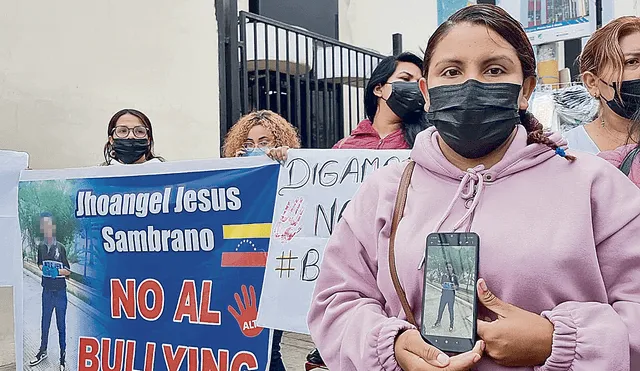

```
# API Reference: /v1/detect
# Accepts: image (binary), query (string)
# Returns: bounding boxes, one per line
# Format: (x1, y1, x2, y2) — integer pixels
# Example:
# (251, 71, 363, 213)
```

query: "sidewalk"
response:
(23, 270, 107, 370)
(422, 283, 473, 339)
(0, 287, 15, 371)
(281, 332, 315, 370)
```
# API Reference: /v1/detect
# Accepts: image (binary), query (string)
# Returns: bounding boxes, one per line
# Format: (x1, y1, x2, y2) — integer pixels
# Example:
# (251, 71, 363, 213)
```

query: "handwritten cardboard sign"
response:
(257, 149, 410, 334)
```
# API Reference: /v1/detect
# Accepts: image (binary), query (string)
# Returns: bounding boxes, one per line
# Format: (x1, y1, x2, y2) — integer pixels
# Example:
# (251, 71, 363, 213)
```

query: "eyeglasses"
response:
(112, 126, 148, 139)
(243, 140, 273, 150)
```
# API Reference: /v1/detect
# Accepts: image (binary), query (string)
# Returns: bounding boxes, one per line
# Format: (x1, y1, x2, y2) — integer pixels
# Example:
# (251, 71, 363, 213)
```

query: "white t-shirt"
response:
(564, 125, 600, 155)
(106, 158, 163, 166)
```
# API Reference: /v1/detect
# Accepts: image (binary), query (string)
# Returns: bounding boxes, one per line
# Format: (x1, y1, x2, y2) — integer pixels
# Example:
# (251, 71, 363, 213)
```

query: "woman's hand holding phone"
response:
(476, 279, 553, 367)
(395, 329, 484, 371)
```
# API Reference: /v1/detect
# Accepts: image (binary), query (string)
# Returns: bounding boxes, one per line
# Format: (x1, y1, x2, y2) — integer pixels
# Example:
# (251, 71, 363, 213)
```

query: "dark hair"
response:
(40, 212, 52, 219)
(103, 109, 164, 165)
(365, 52, 429, 147)
(424, 4, 575, 161)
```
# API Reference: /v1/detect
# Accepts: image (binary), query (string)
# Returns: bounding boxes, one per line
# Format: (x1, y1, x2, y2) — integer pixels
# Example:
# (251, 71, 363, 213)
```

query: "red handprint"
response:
(227, 285, 264, 338)
(274, 197, 304, 243)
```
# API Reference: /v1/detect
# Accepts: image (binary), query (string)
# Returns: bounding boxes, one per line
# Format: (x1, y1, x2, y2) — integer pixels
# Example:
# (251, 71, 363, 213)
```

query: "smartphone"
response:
(420, 232, 479, 353)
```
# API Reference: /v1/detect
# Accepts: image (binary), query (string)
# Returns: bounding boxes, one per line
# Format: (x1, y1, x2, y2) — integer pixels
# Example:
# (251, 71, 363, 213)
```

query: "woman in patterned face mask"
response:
(223, 110, 301, 163)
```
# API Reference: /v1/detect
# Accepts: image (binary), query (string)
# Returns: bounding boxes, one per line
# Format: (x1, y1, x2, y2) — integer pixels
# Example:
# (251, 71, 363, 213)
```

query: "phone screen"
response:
(421, 233, 478, 353)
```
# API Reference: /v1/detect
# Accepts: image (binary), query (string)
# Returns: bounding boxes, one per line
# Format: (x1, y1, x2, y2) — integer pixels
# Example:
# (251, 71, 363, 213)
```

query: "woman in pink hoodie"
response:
(308, 4, 640, 371)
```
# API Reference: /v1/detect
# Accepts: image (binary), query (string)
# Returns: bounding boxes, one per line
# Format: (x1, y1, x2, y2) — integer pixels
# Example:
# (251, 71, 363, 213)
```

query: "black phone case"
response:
(420, 232, 480, 354)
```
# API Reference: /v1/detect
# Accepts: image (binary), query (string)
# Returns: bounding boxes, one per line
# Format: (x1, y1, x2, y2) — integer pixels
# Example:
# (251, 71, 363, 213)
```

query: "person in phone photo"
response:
(433, 262, 459, 332)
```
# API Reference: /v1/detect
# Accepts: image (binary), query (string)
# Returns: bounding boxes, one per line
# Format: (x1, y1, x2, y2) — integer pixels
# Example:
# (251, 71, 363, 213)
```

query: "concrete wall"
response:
(338, 0, 437, 56)
(0, 0, 221, 169)
(239, 0, 250, 12)
(614, 0, 640, 17)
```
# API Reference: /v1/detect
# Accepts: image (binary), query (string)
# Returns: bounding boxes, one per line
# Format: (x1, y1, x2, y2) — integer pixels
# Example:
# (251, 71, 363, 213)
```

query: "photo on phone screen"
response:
(421, 233, 478, 353)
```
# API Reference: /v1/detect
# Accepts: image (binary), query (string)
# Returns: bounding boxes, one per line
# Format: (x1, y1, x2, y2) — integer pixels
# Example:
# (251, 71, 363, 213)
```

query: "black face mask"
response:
(112, 139, 149, 164)
(601, 78, 640, 120)
(427, 79, 522, 159)
(384, 81, 426, 120)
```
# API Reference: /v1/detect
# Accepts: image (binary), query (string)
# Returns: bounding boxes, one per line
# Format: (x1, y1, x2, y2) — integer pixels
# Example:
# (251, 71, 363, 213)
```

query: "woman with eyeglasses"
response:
(223, 109, 300, 371)
(223, 110, 300, 163)
(102, 109, 164, 165)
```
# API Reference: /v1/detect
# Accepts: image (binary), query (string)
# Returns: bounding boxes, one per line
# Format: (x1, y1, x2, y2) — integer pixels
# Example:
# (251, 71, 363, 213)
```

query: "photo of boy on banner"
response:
(29, 212, 71, 370)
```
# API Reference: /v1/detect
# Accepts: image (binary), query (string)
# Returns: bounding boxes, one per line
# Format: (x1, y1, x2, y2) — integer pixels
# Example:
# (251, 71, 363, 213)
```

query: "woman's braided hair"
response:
(423, 4, 575, 161)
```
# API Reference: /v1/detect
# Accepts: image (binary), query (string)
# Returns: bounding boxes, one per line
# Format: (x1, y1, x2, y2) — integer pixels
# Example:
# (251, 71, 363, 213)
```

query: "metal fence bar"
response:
(305, 36, 312, 146)
(347, 49, 353, 131)
(330, 44, 337, 145)
(295, 33, 302, 133)
(355, 50, 361, 123)
(253, 19, 259, 110)
(264, 23, 271, 110)
(322, 42, 329, 148)
(286, 29, 292, 123)
(275, 24, 282, 114)
(339, 45, 345, 139)
(239, 13, 249, 113)
(313, 41, 321, 147)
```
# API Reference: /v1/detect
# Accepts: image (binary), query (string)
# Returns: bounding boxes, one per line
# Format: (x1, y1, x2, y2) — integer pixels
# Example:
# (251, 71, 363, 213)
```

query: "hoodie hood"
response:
(411, 125, 567, 181)
(411, 125, 568, 268)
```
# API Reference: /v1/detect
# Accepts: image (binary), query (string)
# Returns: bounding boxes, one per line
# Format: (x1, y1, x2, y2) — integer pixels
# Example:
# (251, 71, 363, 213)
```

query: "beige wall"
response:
(239, 0, 250, 12)
(615, 0, 640, 16)
(0, 0, 221, 169)
(339, 0, 437, 56)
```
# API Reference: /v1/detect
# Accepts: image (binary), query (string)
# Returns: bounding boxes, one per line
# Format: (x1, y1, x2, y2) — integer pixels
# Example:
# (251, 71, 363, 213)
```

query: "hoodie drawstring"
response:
(418, 165, 485, 269)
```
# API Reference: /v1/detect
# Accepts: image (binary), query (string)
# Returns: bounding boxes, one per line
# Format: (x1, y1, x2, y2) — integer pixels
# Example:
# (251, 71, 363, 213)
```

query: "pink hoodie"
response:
(308, 126, 640, 371)
(599, 144, 640, 187)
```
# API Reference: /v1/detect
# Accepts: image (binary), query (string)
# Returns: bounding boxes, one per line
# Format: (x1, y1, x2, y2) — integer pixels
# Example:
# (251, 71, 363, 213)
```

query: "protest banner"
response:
(19, 158, 279, 371)
(0, 151, 29, 370)
(257, 149, 410, 334)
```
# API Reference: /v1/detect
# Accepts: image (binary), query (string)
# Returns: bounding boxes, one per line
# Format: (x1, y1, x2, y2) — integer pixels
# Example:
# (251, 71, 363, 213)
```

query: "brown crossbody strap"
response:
(388, 160, 417, 326)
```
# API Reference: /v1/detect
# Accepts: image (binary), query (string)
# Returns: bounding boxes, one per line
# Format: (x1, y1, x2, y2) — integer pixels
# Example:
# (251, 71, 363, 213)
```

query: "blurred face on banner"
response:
(40, 216, 55, 239)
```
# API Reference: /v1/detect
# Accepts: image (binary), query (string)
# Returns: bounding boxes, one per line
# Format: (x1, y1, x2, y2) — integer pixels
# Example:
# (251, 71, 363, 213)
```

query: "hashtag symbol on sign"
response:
(275, 250, 298, 278)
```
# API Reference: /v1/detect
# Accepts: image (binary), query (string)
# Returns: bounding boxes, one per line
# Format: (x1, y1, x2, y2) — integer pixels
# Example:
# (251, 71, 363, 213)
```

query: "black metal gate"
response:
(216, 0, 386, 149)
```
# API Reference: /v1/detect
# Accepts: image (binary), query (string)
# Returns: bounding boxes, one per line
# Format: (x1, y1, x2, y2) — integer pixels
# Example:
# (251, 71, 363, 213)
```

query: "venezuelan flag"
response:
(221, 223, 272, 268)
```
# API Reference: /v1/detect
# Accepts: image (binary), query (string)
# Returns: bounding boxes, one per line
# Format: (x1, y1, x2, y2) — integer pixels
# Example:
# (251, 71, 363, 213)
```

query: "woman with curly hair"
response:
(223, 110, 301, 163)
(223, 110, 299, 371)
